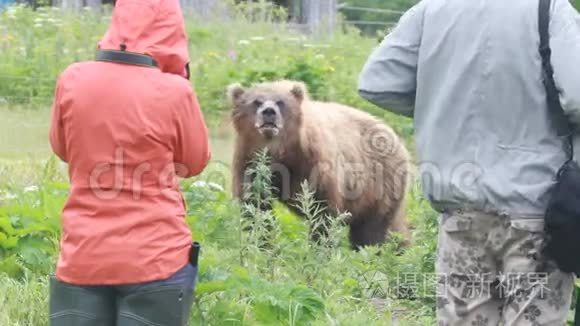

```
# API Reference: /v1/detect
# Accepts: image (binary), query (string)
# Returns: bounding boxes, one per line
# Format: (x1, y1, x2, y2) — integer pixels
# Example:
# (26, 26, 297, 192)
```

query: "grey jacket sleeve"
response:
(551, 0, 580, 125)
(357, 2, 426, 118)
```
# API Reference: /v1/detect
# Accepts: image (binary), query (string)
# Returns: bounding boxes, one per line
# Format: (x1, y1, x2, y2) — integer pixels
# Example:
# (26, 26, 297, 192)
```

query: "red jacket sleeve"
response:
(173, 87, 211, 178)
(49, 78, 67, 162)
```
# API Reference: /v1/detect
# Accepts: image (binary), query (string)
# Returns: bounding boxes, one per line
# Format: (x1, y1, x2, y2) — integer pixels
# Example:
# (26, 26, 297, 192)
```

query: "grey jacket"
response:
(358, 0, 580, 218)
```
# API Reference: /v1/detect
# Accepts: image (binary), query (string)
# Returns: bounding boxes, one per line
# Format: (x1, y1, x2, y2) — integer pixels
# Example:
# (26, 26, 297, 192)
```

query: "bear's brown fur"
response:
(228, 80, 412, 249)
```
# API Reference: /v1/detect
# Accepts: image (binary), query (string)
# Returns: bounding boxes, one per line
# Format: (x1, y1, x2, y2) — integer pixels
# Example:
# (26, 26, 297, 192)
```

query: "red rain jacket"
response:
(49, 0, 210, 285)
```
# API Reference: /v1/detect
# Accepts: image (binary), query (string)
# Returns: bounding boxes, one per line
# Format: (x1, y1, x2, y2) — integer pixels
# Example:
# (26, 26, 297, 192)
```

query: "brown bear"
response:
(227, 79, 412, 250)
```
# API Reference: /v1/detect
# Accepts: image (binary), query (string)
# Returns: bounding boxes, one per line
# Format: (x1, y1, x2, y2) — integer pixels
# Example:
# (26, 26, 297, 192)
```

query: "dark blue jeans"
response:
(116, 263, 197, 294)
(49, 263, 198, 326)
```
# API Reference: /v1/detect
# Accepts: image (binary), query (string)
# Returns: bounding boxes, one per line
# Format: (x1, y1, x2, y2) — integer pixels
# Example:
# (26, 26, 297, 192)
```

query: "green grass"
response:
(2, 1, 579, 325)
(0, 107, 51, 160)
(0, 104, 432, 325)
(0, 149, 441, 325)
(0, 275, 49, 326)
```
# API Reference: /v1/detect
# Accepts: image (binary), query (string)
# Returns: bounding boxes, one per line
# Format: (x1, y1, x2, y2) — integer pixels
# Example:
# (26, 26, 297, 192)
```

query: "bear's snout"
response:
(256, 101, 282, 129)
(261, 107, 277, 124)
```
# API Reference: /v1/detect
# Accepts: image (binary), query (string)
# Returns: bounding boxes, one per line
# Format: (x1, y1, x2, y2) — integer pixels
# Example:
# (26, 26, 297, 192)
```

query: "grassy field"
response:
(1, 2, 579, 325)
(0, 104, 440, 325)
(0, 106, 236, 166)
(0, 107, 51, 160)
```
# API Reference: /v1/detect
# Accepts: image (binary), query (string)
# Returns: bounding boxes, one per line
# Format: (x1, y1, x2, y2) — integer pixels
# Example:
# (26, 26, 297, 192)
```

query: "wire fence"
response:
(338, 2, 409, 34)
(345, 20, 397, 27)
(339, 5, 406, 15)
(7, 0, 408, 34)
(0, 74, 57, 107)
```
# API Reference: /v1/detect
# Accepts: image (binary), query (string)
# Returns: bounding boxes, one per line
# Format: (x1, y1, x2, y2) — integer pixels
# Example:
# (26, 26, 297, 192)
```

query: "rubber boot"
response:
(116, 286, 195, 326)
(49, 276, 116, 326)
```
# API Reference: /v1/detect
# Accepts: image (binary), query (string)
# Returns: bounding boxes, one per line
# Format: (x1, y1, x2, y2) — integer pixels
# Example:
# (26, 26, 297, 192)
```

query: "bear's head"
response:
(227, 80, 306, 142)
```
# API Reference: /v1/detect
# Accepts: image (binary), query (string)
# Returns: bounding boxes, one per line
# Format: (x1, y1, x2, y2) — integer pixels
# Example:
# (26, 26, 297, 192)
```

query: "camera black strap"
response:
(95, 49, 158, 68)
(538, 1, 579, 322)
(96, 49, 192, 80)
(538, 0, 574, 161)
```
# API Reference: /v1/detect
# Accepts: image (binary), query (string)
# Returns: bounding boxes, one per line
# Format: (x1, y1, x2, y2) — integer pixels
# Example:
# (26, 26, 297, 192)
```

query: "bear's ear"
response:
(290, 82, 306, 103)
(227, 83, 245, 107)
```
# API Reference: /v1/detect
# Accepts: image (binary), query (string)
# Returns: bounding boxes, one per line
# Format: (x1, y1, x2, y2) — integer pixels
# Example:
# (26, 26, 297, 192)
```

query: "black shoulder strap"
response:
(95, 49, 158, 68)
(538, 0, 574, 159)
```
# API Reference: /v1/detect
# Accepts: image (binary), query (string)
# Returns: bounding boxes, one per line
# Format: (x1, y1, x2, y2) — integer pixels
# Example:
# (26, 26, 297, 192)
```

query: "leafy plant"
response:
(0, 159, 64, 278)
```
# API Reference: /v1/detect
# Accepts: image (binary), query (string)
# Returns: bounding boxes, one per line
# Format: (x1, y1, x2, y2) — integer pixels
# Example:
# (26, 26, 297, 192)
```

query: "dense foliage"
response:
(0, 3, 413, 137)
(0, 150, 441, 325)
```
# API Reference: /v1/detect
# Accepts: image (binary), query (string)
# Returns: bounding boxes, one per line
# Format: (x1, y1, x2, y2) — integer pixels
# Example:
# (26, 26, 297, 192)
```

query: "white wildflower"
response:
(193, 180, 208, 187)
(207, 182, 224, 192)
(192, 181, 224, 192)
(24, 185, 39, 193)
(6, 7, 19, 18)
(0, 192, 17, 201)
(303, 43, 331, 49)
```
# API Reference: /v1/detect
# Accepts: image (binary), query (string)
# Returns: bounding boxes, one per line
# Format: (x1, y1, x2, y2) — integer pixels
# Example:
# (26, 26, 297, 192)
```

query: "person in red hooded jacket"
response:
(47, 0, 210, 324)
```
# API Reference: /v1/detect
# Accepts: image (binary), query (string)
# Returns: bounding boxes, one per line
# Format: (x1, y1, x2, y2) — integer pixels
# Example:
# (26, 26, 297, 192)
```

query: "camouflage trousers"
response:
(435, 210, 575, 326)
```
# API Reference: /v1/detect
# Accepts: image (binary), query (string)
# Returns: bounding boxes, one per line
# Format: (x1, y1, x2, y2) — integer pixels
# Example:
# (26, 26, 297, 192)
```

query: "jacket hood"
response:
(98, 0, 190, 78)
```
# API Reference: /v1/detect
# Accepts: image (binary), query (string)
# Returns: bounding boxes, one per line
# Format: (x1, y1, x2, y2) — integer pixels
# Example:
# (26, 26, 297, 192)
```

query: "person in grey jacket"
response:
(358, 0, 580, 324)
